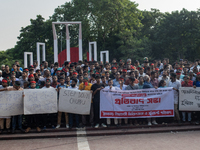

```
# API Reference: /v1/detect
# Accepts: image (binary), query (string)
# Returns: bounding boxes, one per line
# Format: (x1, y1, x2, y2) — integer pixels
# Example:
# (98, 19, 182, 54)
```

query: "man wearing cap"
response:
(176, 71, 183, 83)
(91, 74, 107, 128)
(181, 75, 193, 122)
(0, 81, 25, 133)
(70, 72, 78, 84)
(122, 69, 129, 82)
(0, 79, 11, 133)
(117, 77, 127, 90)
(79, 75, 93, 127)
(110, 67, 117, 79)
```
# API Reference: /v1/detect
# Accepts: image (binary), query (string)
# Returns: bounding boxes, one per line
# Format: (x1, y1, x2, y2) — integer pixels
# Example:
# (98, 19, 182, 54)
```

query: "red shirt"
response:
(181, 80, 193, 87)
(51, 82, 60, 88)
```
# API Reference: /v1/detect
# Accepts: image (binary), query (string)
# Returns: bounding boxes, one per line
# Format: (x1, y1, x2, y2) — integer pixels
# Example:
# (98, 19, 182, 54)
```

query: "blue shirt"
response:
(56, 84, 68, 99)
(143, 81, 154, 89)
(194, 80, 200, 87)
(113, 79, 120, 86)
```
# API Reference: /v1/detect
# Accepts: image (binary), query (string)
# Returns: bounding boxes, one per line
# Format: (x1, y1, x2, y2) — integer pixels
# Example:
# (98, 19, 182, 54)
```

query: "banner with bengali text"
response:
(179, 87, 200, 111)
(100, 87, 174, 118)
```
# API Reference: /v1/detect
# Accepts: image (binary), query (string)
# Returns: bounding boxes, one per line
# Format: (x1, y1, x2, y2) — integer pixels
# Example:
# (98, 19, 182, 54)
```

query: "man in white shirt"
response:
(105, 79, 120, 127)
(158, 70, 170, 87)
(168, 73, 181, 123)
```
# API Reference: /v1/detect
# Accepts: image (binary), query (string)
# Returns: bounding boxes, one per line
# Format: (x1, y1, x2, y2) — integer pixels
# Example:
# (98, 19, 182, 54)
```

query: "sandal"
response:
(25, 127, 31, 133)
(36, 127, 41, 132)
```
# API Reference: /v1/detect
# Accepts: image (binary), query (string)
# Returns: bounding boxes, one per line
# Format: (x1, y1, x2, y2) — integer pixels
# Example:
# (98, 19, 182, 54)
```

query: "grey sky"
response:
(0, 0, 199, 50)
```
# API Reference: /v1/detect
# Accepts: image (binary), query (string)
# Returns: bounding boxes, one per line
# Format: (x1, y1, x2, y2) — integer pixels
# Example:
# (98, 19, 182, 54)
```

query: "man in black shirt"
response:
(91, 75, 107, 128)
(2, 65, 11, 79)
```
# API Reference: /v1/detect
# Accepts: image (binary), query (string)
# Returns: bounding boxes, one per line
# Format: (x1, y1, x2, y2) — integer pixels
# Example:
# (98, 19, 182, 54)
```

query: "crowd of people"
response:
(0, 57, 199, 134)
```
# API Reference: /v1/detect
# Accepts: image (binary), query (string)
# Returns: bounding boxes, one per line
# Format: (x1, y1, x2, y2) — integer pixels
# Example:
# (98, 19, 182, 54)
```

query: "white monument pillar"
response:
(24, 52, 33, 68)
(89, 42, 97, 61)
(52, 22, 83, 63)
(100, 51, 109, 63)
(36, 42, 46, 66)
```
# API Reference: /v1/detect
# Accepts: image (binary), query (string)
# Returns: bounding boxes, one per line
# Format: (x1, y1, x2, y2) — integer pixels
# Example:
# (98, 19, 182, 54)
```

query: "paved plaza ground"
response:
(1, 130, 200, 150)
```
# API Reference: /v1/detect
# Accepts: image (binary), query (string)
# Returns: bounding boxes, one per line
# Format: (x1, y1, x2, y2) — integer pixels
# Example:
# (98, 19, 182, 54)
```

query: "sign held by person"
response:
(100, 88, 174, 118)
(0, 91, 24, 116)
(59, 89, 92, 115)
(24, 88, 57, 115)
(179, 87, 200, 111)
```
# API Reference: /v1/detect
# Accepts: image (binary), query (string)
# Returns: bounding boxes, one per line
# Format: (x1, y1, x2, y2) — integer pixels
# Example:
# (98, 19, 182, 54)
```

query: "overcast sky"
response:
(0, 0, 199, 50)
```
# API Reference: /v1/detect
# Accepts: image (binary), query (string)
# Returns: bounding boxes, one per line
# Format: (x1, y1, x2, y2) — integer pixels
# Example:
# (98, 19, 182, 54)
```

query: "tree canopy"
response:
(1, 0, 200, 67)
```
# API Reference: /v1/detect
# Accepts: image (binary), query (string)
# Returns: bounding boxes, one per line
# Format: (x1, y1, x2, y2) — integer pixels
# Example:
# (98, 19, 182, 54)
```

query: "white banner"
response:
(179, 87, 200, 111)
(100, 87, 174, 118)
(58, 89, 92, 115)
(0, 91, 24, 116)
(24, 88, 57, 115)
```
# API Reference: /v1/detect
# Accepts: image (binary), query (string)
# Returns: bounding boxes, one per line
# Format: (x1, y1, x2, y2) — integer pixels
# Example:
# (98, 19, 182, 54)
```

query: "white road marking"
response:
(77, 129, 90, 150)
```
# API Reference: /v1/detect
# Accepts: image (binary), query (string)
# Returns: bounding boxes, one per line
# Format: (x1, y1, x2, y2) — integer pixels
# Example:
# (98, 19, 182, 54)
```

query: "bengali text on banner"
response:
(100, 87, 174, 118)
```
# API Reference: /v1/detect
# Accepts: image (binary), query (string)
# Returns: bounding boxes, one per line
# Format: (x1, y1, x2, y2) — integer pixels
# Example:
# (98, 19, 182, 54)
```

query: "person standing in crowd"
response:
(168, 73, 181, 123)
(158, 70, 170, 87)
(193, 72, 200, 124)
(68, 78, 80, 129)
(181, 75, 193, 122)
(55, 77, 69, 129)
(91, 74, 107, 128)
(139, 67, 145, 77)
(125, 77, 139, 125)
(105, 79, 120, 127)
(113, 71, 121, 86)
(0, 81, 25, 133)
(25, 81, 41, 133)
(158, 80, 167, 88)
(79, 76, 93, 127)
(42, 79, 55, 130)
(51, 75, 59, 88)
(2, 65, 11, 79)
(1, 65, 5, 72)
(0, 70, 2, 82)
(143, 75, 158, 125)
(0, 79, 11, 133)
(117, 77, 127, 90)
(138, 76, 144, 89)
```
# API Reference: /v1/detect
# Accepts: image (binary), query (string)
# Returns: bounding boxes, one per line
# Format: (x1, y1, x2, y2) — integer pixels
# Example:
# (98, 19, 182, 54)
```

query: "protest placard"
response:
(24, 88, 57, 115)
(100, 87, 174, 118)
(0, 91, 24, 116)
(179, 87, 200, 111)
(59, 88, 92, 115)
